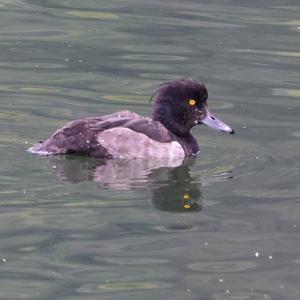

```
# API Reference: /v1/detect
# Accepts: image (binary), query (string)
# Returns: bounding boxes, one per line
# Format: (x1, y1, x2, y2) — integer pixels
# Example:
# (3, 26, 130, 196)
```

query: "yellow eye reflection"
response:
(188, 99, 196, 106)
(183, 193, 191, 209)
(183, 193, 190, 200)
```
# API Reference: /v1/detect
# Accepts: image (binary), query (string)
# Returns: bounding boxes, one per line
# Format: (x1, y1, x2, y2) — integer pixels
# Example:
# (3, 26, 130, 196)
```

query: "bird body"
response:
(28, 80, 234, 158)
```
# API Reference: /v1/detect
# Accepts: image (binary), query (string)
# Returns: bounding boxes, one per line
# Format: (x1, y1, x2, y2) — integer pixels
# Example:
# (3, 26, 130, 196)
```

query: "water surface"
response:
(1, 0, 300, 299)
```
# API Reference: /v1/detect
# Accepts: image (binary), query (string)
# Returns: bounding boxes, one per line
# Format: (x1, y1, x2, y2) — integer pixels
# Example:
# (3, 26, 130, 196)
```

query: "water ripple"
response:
(65, 11, 119, 20)
(213, 291, 272, 300)
(121, 54, 187, 62)
(188, 261, 257, 273)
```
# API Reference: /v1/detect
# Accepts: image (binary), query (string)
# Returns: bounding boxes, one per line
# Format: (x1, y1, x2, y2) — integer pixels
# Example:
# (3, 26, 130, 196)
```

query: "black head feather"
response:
(151, 79, 208, 136)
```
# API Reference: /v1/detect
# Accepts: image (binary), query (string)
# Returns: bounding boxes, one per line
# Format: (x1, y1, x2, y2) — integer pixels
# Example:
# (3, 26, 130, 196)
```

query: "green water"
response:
(1, 0, 300, 299)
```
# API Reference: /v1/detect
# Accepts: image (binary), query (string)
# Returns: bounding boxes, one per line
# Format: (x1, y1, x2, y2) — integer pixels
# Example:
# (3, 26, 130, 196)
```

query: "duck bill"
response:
(201, 110, 234, 134)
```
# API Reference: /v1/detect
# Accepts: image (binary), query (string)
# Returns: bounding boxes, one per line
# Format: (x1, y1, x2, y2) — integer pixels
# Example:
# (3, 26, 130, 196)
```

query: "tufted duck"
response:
(28, 79, 234, 158)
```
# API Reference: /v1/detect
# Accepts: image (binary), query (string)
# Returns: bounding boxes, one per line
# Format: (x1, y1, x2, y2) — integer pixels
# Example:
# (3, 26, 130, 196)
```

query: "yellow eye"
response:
(188, 99, 196, 106)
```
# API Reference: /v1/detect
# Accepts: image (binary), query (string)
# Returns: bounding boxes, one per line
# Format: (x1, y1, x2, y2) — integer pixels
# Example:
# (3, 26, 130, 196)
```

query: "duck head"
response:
(151, 79, 234, 137)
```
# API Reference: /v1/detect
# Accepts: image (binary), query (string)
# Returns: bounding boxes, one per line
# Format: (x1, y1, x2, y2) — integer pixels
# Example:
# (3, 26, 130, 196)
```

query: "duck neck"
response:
(175, 134, 199, 156)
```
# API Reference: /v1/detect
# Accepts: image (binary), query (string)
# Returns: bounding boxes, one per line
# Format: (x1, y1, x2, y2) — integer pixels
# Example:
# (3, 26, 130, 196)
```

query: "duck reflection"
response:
(48, 155, 203, 212)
